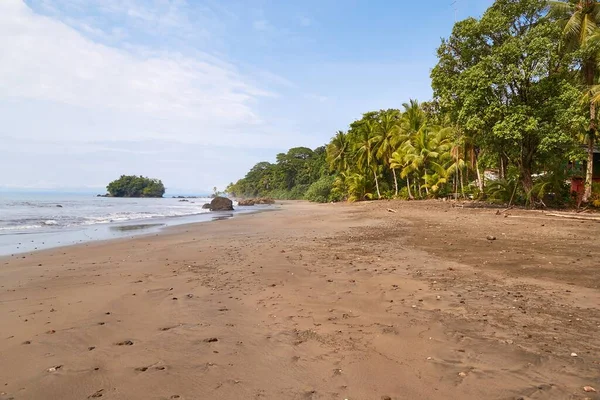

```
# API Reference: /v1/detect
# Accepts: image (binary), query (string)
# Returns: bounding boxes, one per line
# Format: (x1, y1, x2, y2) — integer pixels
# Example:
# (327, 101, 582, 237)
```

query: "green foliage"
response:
(106, 175, 165, 198)
(431, 0, 583, 196)
(304, 176, 336, 203)
(590, 183, 600, 207)
(226, 147, 326, 200)
(485, 178, 520, 204)
(228, 0, 597, 207)
(397, 186, 411, 200)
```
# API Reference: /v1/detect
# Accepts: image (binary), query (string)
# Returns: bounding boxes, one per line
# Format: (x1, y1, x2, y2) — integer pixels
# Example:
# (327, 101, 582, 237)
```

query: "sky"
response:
(0, 0, 492, 194)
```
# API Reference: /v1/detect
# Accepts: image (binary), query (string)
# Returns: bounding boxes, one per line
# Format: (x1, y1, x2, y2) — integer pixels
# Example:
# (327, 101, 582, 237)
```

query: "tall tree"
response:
(326, 131, 350, 173)
(432, 0, 581, 196)
(374, 109, 402, 195)
(353, 121, 382, 199)
(550, 0, 600, 202)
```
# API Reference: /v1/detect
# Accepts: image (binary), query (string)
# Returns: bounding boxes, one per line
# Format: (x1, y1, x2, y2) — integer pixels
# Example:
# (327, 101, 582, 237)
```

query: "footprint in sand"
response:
(116, 340, 134, 346)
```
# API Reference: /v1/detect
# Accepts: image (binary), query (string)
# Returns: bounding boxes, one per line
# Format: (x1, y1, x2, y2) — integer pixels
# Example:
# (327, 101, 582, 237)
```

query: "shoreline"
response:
(1, 200, 599, 399)
(0, 204, 277, 257)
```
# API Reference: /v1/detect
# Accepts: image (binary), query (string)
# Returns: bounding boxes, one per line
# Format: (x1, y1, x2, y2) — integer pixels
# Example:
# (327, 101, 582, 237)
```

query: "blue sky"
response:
(0, 0, 492, 193)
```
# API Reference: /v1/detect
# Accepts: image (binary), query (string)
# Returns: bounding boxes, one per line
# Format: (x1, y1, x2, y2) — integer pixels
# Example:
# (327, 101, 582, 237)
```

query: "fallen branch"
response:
(387, 208, 397, 213)
(545, 213, 600, 222)
(500, 205, 514, 214)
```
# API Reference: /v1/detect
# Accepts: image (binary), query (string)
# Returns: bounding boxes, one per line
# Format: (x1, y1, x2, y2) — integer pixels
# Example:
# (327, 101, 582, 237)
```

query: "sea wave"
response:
(0, 197, 214, 233)
(78, 210, 210, 226)
(0, 224, 44, 232)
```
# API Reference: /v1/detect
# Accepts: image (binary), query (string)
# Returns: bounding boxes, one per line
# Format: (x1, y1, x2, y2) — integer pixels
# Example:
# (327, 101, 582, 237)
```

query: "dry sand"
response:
(1, 200, 599, 400)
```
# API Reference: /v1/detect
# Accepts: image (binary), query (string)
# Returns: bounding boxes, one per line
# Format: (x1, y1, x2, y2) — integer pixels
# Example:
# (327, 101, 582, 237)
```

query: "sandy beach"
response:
(1, 200, 599, 400)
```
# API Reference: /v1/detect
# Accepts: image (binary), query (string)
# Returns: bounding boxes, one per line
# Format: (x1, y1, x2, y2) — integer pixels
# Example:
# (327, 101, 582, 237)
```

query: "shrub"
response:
(397, 186, 410, 200)
(305, 176, 335, 203)
(591, 183, 600, 208)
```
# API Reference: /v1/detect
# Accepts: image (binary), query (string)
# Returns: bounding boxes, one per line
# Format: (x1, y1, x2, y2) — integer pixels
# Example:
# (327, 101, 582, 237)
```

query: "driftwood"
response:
(387, 208, 397, 213)
(545, 213, 600, 222)
(500, 205, 514, 214)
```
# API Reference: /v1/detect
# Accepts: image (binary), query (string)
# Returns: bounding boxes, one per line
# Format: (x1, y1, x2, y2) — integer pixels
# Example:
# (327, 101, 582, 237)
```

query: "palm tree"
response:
(391, 124, 452, 197)
(326, 131, 350, 173)
(354, 121, 382, 199)
(390, 142, 415, 199)
(550, 0, 600, 202)
(375, 109, 402, 195)
(401, 99, 427, 134)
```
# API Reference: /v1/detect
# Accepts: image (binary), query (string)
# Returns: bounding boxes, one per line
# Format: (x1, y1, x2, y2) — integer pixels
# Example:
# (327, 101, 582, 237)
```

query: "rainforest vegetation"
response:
(106, 175, 166, 198)
(227, 0, 600, 207)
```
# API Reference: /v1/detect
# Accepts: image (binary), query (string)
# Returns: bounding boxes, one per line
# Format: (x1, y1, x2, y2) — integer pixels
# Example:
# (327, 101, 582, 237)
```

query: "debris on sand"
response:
(88, 389, 104, 398)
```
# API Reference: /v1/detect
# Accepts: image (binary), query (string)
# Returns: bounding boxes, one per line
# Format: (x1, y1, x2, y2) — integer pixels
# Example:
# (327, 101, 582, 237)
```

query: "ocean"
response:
(0, 193, 259, 255)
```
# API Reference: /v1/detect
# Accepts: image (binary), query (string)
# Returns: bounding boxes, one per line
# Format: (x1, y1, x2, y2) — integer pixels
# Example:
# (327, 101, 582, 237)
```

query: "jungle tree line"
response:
(228, 0, 600, 205)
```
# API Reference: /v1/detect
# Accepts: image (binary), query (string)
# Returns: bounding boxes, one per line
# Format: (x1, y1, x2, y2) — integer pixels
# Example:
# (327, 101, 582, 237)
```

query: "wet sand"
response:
(0, 200, 599, 400)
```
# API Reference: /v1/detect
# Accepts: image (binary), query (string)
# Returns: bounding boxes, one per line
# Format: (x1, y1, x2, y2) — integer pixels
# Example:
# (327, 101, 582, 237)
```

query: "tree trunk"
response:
(415, 178, 419, 198)
(474, 151, 484, 193)
(459, 167, 465, 199)
(475, 164, 484, 193)
(499, 154, 508, 180)
(453, 173, 457, 199)
(392, 168, 398, 196)
(583, 101, 596, 203)
(373, 169, 381, 199)
(521, 163, 534, 204)
(406, 177, 413, 200)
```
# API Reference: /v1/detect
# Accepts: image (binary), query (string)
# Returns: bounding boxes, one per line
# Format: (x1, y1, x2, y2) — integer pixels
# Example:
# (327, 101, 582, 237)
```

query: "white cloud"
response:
(0, 0, 301, 191)
(0, 0, 275, 142)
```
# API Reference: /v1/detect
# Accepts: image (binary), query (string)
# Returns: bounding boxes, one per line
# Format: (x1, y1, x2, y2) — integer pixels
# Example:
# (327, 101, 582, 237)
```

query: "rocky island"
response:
(104, 175, 166, 198)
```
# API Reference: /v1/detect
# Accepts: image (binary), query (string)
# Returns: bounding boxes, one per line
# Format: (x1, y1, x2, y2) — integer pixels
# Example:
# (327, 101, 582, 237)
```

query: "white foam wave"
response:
(78, 209, 210, 226)
(0, 224, 43, 231)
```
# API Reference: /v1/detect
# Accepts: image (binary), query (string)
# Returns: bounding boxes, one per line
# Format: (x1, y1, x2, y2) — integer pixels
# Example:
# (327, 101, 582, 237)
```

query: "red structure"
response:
(570, 148, 600, 199)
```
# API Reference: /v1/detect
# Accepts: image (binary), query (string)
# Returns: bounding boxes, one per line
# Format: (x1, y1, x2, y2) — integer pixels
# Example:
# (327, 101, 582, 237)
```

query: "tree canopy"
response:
(106, 175, 166, 198)
(228, 0, 600, 207)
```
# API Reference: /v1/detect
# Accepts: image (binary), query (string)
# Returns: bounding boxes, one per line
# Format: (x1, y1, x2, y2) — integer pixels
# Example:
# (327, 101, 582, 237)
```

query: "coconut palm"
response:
(326, 131, 350, 173)
(550, 0, 600, 202)
(374, 109, 402, 195)
(354, 121, 382, 199)
(390, 142, 415, 199)
(401, 99, 427, 134)
(391, 124, 452, 197)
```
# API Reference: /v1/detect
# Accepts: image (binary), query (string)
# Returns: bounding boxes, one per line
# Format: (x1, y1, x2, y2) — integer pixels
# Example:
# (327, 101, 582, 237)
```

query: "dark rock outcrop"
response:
(255, 197, 275, 204)
(238, 199, 255, 206)
(202, 203, 211, 209)
(208, 197, 234, 211)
